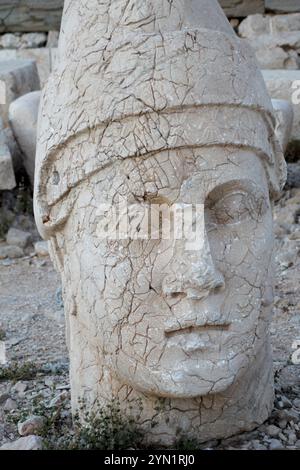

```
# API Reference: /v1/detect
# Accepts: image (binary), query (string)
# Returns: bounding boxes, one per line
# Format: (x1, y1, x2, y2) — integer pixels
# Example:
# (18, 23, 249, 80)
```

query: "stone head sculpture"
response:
(34, 0, 287, 444)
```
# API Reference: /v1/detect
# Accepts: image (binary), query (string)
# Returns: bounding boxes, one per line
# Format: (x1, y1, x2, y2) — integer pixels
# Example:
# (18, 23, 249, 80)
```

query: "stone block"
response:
(239, 14, 300, 69)
(9, 91, 41, 186)
(271, 99, 294, 153)
(266, 1, 300, 13)
(0, 144, 16, 190)
(0, 59, 40, 126)
(0, 1, 63, 33)
(219, 0, 265, 17)
(263, 70, 300, 144)
(17, 48, 51, 88)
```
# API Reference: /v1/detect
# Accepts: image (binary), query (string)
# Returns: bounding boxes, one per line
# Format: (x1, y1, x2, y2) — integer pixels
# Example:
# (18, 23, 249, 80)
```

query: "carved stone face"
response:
(60, 146, 274, 398)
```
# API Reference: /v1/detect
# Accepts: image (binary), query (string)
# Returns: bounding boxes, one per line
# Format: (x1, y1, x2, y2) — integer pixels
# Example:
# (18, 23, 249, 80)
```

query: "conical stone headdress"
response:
(34, 0, 286, 239)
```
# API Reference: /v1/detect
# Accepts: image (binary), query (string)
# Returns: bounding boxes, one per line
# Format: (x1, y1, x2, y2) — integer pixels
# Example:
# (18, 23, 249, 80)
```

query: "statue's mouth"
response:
(164, 322, 231, 353)
(165, 322, 230, 337)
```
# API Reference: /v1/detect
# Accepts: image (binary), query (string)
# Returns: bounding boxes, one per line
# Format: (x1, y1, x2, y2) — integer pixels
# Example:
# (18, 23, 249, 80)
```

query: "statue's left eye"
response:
(210, 191, 266, 226)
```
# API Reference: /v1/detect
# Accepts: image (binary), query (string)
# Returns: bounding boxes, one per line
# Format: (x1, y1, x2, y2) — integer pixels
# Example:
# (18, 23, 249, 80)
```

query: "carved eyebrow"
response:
(205, 179, 267, 207)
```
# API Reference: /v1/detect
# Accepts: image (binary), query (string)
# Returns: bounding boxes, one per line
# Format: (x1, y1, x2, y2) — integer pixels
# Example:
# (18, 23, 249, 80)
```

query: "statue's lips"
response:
(164, 322, 231, 353)
(165, 323, 230, 337)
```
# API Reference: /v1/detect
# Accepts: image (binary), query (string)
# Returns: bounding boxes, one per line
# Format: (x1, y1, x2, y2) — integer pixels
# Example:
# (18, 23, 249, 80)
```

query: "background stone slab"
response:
(219, 0, 265, 17)
(0, 0, 63, 33)
(0, 0, 284, 34)
(266, 1, 300, 13)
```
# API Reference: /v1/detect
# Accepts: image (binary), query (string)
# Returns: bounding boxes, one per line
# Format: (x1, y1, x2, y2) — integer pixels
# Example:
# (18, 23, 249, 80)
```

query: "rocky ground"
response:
(0, 185, 299, 450)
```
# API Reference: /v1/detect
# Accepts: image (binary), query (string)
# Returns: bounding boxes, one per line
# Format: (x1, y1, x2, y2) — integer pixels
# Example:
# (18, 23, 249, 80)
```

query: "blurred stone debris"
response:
(0, 0, 300, 450)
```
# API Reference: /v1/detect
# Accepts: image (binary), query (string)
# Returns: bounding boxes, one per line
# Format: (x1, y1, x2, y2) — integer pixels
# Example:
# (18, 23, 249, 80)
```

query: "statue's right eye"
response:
(209, 191, 267, 226)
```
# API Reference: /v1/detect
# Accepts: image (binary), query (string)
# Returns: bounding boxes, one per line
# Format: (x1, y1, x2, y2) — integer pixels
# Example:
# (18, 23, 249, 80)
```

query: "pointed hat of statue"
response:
(34, 0, 286, 239)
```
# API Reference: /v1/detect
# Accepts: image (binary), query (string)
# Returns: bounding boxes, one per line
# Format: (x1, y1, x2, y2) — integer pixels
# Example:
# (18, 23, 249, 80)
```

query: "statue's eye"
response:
(209, 191, 267, 226)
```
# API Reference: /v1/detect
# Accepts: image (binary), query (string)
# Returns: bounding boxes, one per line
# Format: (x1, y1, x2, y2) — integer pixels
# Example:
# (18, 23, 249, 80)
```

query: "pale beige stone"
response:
(271, 99, 294, 153)
(239, 14, 300, 70)
(34, 0, 287, 446)
(0, 49, 59, 88)
(266, 1, 300, 14)
(34, 241, 49, 257)
(239, 13, 300, 38)
(262, 70, 300, 144)
(6, 228, 31, 248)
(0, 1, 63, 33)
(9, 91, 41, 186)
(0, 435, 43, 450)
(0, 144, 16, 190)
(0, 60, 40, 126)
(219, 0, 264, 17)
(18, 416, 45, 437)
(17, 48, 51, 88)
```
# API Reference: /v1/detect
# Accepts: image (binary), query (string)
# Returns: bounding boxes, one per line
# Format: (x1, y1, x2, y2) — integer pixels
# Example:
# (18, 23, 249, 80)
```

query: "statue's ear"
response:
(271, 99, 294, 154)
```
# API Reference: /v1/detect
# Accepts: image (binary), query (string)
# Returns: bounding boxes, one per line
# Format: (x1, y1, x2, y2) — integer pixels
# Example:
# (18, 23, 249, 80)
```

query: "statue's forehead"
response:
(87, 148, 268, 201)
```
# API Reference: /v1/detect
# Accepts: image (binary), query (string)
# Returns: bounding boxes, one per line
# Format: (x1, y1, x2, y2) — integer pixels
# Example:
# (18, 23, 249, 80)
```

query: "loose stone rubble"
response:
(239, 13, 300, 69)
(0, 60, 40, 126)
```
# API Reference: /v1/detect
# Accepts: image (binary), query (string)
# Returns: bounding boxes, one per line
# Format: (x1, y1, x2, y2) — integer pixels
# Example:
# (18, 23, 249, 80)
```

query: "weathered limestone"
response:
(0, 0, 266, 35)
(0, 116, 16, 189)
(6, 228, 31, 248)
(34, 240, 49, 257)
(0, 143, 16, 190)
(34, 0, 286, 445)
(18, 416, 45, 437)
(0, 32, 47, 49)
(0, 124, 23, 174)
(239, 13, 300, 38)
(239, 14, 300, 69)
(0, 48, 58, 87)
(9, 91, 41, 186)
(266, 1, 300, 13)
(219, 0, 265, 17)
(0, 244, 23, 259)
(0, 60, 40, 126)
(263, 70, 300, 144)
(0, 1, 63, 33)
(0, 435, 43, 450)
(271, 99, 294, 153)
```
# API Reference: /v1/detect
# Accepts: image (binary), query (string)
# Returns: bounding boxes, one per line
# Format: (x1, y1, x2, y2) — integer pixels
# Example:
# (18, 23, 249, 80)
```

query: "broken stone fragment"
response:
(34, 241, 49, 257)
(11, 381, 28, 395)
(0, 435, 43, 450)
(18, 415, 46, 437)
(3, 397, 17, 411)
(239, 14, 300, 70)
(263, 69, 300, 146)
(219, 0, 264, 17)
(6, 228, 32, 249)
(265, 1, 300, 14)
(271, 99, 294, 153)
(0, 244, 24, 260)
(0, 60, 40, 126)
(9, 91, 41, 187)
(0, 144, 16, 190)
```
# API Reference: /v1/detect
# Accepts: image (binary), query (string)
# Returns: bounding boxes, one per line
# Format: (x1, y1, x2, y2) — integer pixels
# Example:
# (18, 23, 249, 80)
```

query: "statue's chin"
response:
(114, 357, 241, 399)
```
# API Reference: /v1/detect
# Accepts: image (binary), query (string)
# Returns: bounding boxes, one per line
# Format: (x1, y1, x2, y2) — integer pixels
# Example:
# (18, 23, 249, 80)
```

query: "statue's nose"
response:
(162, 234, 225, 301)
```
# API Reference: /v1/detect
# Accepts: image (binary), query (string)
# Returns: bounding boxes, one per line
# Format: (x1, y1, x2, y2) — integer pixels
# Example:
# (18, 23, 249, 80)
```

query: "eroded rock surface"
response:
(34, 0, 287, 445)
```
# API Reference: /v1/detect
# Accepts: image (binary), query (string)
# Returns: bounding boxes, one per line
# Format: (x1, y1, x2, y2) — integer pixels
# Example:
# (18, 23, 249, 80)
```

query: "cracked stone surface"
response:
(34, 0, 288, 445)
